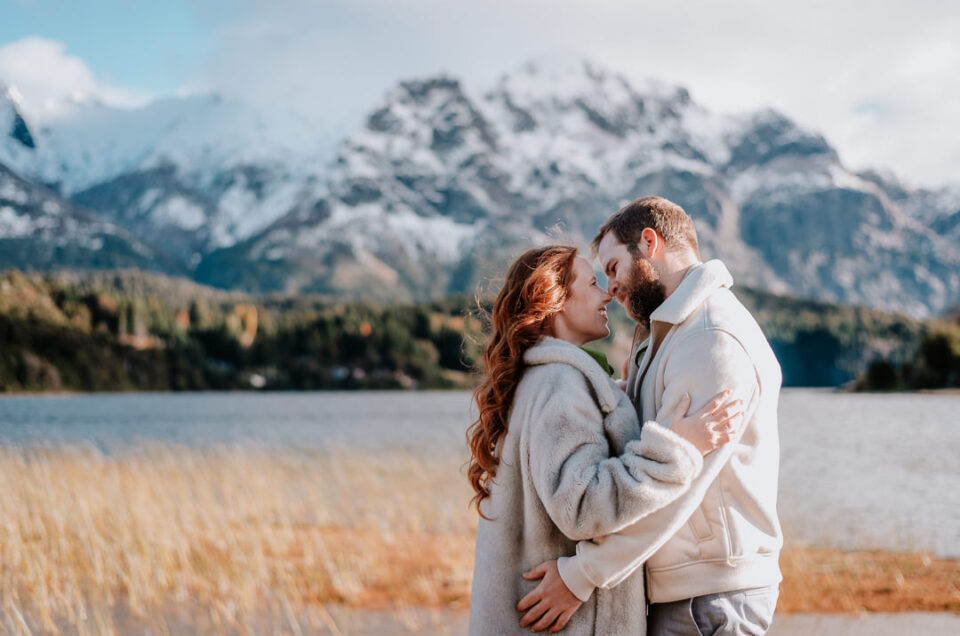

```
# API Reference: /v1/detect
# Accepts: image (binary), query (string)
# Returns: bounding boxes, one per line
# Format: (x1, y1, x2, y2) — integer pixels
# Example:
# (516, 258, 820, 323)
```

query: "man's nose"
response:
(608, 279, 619, 296)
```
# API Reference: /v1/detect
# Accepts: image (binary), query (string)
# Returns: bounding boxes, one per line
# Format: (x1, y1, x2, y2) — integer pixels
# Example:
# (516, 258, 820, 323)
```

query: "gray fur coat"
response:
(468, 337, 703, 635)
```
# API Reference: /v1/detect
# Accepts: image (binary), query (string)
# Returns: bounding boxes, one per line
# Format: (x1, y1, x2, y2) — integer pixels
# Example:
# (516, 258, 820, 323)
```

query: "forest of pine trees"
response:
(0, 269, 954, 393)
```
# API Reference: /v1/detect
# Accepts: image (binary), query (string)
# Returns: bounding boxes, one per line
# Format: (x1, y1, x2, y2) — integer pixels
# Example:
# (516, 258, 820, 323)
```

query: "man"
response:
(517, 196, 783, 635)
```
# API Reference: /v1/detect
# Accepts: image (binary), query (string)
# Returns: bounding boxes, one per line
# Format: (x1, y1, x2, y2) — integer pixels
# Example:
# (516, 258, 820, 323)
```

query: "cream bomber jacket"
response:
(556, 260, 784, 604)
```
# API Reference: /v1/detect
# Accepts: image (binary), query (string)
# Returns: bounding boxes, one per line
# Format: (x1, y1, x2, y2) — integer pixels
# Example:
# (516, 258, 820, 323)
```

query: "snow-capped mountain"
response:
(0, 86, 331, 262)
(2, 89, 169, 270)
(2, 58, 959, 316)
(197, 58, 959, 315)
(0, 87, 37, 164)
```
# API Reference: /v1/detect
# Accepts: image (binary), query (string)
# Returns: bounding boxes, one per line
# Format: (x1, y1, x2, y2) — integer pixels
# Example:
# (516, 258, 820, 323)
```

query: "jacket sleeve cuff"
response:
(557, 555, 596, 602)
(639, 419, 704, 477)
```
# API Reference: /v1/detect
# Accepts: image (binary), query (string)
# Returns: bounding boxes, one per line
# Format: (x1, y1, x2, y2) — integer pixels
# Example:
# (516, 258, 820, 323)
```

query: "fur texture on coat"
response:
(468, 337, 703, 635)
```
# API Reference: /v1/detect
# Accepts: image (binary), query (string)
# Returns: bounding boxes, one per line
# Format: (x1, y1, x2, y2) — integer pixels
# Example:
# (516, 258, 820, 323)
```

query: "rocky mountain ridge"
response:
(2, 58, 958, 316)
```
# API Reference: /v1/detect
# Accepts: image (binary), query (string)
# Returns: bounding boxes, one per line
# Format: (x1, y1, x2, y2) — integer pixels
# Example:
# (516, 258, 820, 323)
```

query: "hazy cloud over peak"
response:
(192, 0, 960, 187)
(2, 1, 958, 186)
(0, 37, 152, 121)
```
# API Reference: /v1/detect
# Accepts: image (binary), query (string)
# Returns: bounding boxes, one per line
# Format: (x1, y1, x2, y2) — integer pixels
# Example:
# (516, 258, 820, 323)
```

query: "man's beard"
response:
(624, 257, 667, 329)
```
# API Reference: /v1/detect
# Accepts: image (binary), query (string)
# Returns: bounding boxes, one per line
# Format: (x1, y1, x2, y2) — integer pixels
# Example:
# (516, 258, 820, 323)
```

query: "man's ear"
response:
(639, 228, 661, 258)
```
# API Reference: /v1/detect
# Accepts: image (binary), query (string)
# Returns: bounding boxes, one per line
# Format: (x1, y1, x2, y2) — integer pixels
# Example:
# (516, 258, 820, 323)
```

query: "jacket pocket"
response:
(688, 506, 714, 542)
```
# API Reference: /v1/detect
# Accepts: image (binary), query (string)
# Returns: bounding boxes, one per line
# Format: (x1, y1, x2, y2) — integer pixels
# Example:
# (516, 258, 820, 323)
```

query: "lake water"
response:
(1, 388, 958, 558)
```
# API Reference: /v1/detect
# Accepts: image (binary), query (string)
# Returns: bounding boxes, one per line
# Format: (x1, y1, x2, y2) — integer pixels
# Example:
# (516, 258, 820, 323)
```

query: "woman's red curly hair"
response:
(466, 245, 578, 518)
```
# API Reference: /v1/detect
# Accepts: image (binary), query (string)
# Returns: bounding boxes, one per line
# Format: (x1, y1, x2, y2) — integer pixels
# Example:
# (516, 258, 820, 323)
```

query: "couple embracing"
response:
(467, 196, 783, 635)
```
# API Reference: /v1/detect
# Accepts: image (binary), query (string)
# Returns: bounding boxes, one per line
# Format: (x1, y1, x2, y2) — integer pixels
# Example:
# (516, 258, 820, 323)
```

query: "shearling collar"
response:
(523, 336, 619, 415)
(649, 259, 734, 326)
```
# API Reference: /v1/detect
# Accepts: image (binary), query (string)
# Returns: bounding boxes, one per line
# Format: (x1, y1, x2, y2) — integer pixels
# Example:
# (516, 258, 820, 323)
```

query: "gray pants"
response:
(647, 585, 780, 636)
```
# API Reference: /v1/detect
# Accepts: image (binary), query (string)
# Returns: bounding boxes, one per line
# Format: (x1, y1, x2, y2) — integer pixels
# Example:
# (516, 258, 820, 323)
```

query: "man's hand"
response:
(516, 560, 583, 633)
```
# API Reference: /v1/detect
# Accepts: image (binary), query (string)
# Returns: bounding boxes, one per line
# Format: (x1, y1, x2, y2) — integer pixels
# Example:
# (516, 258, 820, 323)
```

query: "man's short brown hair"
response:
(591, 196, 699, 257)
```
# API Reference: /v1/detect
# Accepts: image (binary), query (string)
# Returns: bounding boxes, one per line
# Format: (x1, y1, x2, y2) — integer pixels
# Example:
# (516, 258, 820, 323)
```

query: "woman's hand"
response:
(517, 560, 582, 633)
(667, 390, 744, 455)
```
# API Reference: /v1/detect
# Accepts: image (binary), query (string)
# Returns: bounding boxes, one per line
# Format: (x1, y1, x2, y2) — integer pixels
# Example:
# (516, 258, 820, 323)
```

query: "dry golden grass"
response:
(0, 444, 476, 634)
(779, 548, 960, 613)
(0, 444, 957, 634)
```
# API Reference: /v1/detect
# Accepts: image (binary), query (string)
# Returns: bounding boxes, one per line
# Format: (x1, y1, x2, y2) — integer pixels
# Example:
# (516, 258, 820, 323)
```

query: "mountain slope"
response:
(0, 88, 329, 257)
(0, 161, 178, 273)
(2, 59, 958, 316)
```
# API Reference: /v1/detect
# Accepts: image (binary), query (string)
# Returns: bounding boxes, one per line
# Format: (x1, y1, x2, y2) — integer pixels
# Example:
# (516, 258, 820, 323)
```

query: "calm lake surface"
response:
(1, 389, 958, 558)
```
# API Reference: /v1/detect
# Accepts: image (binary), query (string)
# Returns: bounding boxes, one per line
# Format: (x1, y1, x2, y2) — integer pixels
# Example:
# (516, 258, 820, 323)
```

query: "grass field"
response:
(1, 445, 957, 634)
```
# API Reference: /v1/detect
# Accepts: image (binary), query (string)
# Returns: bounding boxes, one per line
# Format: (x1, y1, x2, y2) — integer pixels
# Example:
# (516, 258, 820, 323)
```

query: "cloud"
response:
(195, 0, 960, 187)
(0, 37, 150, 121)
(833, 35, 960, 187)
(2, 2, 958, 186)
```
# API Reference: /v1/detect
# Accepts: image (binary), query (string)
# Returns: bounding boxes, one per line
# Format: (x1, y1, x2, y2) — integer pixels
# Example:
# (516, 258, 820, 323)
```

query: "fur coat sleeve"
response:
(520, 340, 703, 543)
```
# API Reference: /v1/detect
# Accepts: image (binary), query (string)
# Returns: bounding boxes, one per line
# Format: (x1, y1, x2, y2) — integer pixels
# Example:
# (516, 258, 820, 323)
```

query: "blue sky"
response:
(0, 0, 223, 96)
(1, 0, 959, 187)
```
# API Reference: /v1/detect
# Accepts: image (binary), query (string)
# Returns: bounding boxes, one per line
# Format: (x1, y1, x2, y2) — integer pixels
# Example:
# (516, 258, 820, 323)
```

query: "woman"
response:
(467, 246, 741, 635)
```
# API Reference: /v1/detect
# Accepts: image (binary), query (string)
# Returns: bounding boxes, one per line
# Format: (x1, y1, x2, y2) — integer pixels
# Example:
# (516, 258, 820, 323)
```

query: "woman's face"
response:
(552, 257, 613, 346)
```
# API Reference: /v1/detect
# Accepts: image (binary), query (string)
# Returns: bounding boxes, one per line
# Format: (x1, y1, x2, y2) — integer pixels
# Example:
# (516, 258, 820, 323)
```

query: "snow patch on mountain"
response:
(151, 195, 206, 231)
(0, 205, 33, 237)
(0, 177, 28, 204)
